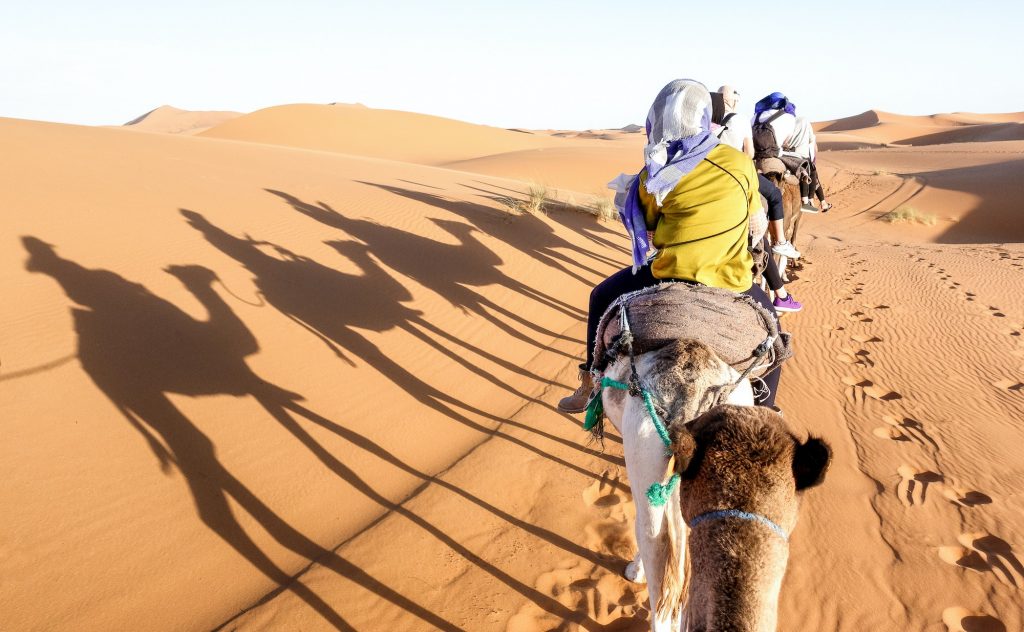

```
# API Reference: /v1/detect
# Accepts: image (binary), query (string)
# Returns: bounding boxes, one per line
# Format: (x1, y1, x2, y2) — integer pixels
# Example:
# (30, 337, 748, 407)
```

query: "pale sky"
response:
(1, 1, 1021, 130)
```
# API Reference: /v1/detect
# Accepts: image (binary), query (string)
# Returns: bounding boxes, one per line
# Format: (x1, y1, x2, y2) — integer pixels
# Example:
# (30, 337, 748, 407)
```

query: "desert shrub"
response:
(882, 206, 936, 226)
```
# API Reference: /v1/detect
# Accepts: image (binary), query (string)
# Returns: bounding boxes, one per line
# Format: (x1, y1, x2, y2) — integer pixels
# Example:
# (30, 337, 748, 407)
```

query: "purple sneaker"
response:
(773, 294, 803, 313)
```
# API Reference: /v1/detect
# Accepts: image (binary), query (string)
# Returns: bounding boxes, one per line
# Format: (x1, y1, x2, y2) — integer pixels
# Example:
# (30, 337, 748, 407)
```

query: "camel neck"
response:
(686, 528, 788, 632)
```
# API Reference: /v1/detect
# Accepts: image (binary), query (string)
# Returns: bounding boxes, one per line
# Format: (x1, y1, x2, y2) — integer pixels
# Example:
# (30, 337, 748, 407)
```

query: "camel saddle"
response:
(592, 282, 792, 378)
(757, 156, 808, 184)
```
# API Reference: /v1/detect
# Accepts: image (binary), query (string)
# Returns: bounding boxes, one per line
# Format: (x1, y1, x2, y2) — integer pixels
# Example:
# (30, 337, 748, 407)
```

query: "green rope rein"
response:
(584, 376, 680, 507)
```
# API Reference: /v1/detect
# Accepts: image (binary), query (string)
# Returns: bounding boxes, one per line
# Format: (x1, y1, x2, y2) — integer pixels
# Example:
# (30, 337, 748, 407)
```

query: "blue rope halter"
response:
(688, 509, 789, 541)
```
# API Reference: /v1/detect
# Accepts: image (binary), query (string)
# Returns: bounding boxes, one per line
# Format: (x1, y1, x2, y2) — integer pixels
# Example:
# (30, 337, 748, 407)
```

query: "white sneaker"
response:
(772, 241, 801, 259)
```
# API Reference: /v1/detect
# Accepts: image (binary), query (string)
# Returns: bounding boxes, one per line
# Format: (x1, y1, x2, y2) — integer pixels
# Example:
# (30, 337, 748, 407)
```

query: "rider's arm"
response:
(742, 136, 755, 158)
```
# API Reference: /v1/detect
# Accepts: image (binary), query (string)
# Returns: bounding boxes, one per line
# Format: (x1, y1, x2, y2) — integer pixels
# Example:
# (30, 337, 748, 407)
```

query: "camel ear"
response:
(793, 437, 831, 490)
(669, 426, 698, 478)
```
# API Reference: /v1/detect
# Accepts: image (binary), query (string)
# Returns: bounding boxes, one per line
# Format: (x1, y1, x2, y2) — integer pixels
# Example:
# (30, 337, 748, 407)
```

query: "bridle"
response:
(688, 508, 789, 541)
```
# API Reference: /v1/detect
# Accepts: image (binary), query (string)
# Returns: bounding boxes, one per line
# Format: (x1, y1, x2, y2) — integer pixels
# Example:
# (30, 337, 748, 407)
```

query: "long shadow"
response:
(460, 181, 631, 264)
(267, 188, 584, 330)
(181, 211, 624, 474)
(352, 181, 612, 287)
(21, 238, 455, 632)
(23, 237, 623, 630)
(917, 158, 1024, 244)
(329, 239, 617, 460)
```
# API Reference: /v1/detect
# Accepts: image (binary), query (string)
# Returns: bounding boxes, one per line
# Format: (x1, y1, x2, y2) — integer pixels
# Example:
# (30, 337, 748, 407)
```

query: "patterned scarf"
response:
(609, 79, 720, 273)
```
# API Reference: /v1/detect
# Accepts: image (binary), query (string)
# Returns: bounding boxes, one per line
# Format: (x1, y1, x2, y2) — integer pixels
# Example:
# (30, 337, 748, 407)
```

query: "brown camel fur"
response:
(668, 405, 831, 631)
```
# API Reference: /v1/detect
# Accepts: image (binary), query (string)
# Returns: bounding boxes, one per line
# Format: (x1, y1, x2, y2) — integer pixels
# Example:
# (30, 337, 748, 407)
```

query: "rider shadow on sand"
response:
(459, 180, 630, 262)
(351, 181, 615, 288)
(22, 236, 622, 630)
(180, 210, 622, 470)
(265, 189, 578, 361)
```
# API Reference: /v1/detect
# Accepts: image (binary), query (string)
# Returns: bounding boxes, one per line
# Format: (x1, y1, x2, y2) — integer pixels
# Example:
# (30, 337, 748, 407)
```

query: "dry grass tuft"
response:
(499, 184, 617, 223)
(498, 182, 551, 215)
(586, 196, 618, 222)
(882, 206, 937, 226)
(523, 183, 549, 214)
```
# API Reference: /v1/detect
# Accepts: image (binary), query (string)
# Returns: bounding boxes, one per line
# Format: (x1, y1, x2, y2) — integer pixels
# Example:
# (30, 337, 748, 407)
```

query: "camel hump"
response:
(593, 283, 791, 377)
(755, 157, 787, 177)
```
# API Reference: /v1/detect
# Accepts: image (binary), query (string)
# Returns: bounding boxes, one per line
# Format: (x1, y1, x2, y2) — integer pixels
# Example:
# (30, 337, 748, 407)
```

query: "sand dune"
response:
(443, 144, 641, 195)
(2, 105, 1023, 632)
(124, 105, 242, 135)
(200, 103, 588, 165)
(816, 108, 1024, 146)
(816, 140, 1024, 242)
(900, 122, 1024, 146)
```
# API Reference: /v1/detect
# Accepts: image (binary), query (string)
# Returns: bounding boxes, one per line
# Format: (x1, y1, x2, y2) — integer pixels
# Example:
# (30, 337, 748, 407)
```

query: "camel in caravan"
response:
(758, 157, 806, 284)
(588, 286, 829, 631)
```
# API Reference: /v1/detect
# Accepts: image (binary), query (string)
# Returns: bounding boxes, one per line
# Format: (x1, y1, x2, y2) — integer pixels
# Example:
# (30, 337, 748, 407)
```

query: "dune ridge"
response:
(199, 103, 597, 165)
(123, 105, 242, 135)
(816, 108, 1024, 147)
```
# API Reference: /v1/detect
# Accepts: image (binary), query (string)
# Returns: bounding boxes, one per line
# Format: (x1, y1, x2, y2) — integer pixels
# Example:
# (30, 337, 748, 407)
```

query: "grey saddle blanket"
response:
(757, 156, 809, 183)
(593, 282, 792, 377)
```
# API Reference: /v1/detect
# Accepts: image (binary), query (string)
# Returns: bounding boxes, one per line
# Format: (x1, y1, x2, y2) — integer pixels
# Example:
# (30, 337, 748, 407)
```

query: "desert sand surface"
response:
(2, 106, 1022, 632)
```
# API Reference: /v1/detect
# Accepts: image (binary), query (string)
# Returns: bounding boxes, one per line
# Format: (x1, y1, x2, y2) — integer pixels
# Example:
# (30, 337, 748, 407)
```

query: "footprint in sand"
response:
(940, 533, 1024, 588)
(843, 376, 902, 402)
(585, 471, 630, 510)
(943, 606, 1007, 632)
(896, 465, 944, 506)
(942, 486, 993, 508)
(846, 311, 874, 323)
(583, 472, 629, 509)
(508, 559, 646, 631)
(846, 348, 873, 367)
(992, 379, 1024, 392)
(504, 472, 652, 630)
(582, 472, 635, 562)
(939, 545, 992, 573)
(872, 415, 938, 449)
(851, 333, 884, 343)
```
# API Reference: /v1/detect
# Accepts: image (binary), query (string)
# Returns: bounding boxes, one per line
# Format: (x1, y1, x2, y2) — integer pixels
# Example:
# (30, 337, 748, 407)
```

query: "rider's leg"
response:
(585, 264, 659, 371)
(742, 283, 782, 408)
(560, 264, 659, 413)
(762, 244, 787, 297)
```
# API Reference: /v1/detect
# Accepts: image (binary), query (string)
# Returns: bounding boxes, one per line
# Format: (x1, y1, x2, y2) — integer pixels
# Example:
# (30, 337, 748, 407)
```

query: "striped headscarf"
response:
(609, 79, 720, 272)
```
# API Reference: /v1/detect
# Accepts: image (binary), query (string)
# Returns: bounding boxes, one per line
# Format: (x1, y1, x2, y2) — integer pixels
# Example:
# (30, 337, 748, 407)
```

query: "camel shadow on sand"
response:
(21, 234, 623, 632)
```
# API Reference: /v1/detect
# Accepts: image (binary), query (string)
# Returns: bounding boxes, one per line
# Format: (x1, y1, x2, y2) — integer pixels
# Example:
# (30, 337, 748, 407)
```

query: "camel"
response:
(669, 404, 831, 632)
(597, 340, 756, 632)
(758, 159, 806, 284)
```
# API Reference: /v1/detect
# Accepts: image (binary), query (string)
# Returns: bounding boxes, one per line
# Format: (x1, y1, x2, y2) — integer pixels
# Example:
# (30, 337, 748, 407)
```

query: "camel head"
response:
(164, 264, 218, 288)
(22, 236, 60, 273)
(669, 405, 831, 632)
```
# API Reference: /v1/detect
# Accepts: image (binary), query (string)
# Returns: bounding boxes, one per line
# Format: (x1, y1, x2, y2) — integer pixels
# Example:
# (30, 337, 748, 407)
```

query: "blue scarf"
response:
(754, 92, 797, 117)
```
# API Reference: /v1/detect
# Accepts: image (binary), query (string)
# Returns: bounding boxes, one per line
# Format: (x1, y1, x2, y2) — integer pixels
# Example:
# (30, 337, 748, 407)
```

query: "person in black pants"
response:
(759, 173, 802, 259)
(758, 174, 804, 312)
